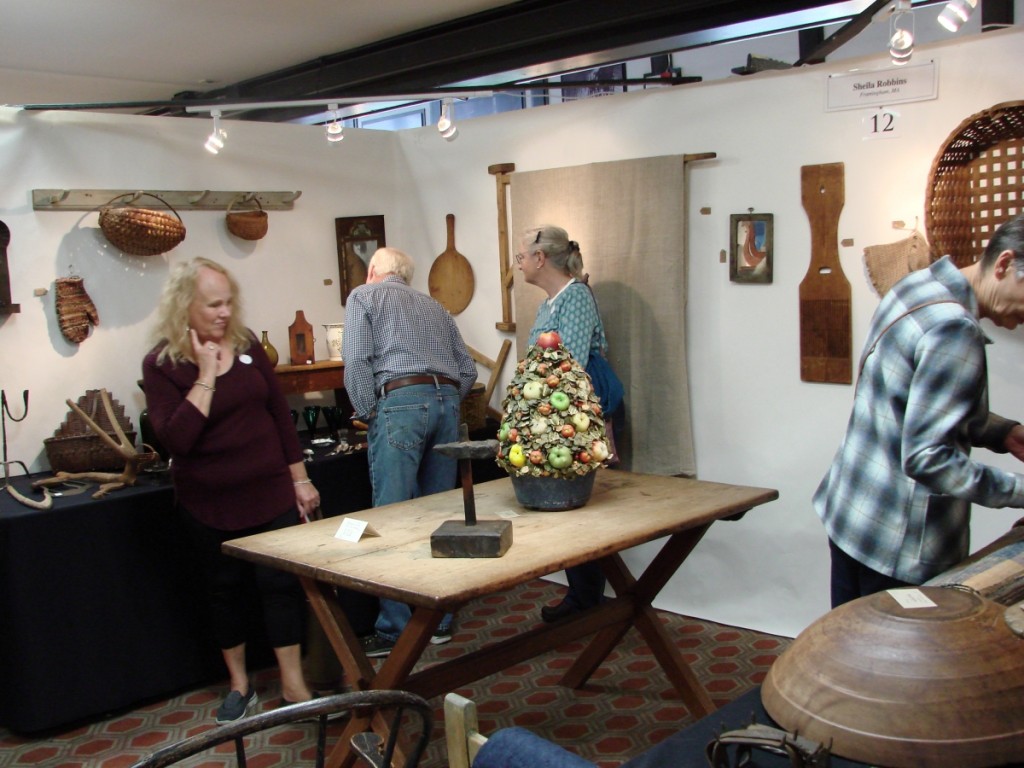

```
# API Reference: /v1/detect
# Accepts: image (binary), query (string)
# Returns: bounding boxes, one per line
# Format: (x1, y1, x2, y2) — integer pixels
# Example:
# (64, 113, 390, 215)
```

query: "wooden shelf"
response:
(32, 189, 302, 211)
(274, 360, 344, 396)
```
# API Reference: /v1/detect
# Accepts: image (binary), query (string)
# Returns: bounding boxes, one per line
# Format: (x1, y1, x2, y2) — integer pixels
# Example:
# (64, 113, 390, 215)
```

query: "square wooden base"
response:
(430, 519, 512, 558)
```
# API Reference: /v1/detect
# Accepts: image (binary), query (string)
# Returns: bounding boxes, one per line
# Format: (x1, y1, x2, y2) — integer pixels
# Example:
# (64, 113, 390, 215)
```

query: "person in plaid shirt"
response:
(343, 246, 477, 656)
(815, 215, 1024, 607)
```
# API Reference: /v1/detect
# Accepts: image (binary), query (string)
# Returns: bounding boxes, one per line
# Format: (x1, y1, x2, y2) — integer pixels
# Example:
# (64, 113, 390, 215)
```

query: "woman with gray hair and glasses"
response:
(516, 225, 619, 622)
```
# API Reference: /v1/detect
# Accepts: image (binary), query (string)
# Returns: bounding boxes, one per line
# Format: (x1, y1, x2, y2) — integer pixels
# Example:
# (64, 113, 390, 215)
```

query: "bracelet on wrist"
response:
(293, 479, 313, 486)
(193, 380, 216, 392)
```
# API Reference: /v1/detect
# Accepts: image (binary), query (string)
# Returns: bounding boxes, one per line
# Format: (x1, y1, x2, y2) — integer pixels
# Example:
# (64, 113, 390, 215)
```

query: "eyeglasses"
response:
(514, 252, 526, 265)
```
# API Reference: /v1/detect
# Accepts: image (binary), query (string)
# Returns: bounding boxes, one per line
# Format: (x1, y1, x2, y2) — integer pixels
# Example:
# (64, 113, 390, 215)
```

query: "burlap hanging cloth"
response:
(863, 231, 933, 297)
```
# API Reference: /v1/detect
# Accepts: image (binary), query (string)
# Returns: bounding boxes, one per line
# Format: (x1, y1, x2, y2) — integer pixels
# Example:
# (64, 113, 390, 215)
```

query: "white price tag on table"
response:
(335, 517, 380, 542)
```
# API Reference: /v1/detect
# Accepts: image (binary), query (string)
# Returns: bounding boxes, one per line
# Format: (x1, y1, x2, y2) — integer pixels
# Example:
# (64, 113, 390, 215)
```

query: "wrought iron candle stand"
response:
(1, 389, 51, 508)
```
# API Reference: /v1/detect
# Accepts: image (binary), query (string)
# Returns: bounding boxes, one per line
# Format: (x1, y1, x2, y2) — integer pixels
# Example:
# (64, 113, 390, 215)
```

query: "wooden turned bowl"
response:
(762, 587, 1024, 767)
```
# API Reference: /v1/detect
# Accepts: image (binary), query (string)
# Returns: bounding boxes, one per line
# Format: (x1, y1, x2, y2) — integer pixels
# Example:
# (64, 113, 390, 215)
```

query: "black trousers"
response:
(829, 538, 911, 608)
(181, 506, 306, 650)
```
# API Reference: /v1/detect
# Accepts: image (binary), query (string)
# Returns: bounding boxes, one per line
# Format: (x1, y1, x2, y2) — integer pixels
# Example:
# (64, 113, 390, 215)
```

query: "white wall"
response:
(2, 27, 1022, 638)
(396, 27, 1024, 636)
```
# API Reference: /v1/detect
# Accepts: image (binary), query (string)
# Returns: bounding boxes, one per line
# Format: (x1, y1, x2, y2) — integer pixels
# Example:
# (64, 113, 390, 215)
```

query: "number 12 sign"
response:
(864, 108, 901, 140)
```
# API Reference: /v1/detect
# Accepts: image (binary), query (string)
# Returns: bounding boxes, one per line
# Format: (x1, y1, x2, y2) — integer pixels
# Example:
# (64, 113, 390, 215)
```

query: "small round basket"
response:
(226, 197, 269, 241)
(98, 192, 186, 256)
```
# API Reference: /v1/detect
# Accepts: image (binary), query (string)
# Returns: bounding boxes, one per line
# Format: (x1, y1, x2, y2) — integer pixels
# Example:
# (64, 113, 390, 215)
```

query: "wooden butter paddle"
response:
(0, 220, 20, 313)
(799, 163, 852, 384)
(428, 213, 474, 315)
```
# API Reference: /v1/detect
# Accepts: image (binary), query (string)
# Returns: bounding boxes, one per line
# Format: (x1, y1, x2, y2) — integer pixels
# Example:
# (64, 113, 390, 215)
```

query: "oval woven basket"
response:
(226, 197, 268, 240)
(925, 100, 1024, 267)
(98, 192, 186, 256)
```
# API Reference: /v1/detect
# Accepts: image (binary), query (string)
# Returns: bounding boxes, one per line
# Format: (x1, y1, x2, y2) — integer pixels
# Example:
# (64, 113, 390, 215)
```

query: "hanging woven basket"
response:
(925, 100, 1024, 268)
(225, 196, 269, 241)
(98, 192, 186, 256)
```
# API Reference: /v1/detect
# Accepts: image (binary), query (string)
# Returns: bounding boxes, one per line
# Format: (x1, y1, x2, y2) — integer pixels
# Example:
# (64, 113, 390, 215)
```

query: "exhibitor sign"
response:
(826, 60, 938, 111)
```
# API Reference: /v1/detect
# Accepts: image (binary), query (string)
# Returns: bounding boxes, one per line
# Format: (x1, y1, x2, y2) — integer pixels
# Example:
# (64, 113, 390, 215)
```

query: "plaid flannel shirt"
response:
(342, 276, 477, 419)
(814, 256, 1024, 583)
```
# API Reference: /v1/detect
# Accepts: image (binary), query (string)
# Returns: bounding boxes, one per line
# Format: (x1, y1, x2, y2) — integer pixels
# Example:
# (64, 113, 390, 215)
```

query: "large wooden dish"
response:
(762, 587, 1024, 767)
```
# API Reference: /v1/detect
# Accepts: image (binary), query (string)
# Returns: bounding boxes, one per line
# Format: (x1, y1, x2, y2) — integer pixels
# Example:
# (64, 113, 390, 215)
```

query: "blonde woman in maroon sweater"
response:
(143, 257, 319, 723)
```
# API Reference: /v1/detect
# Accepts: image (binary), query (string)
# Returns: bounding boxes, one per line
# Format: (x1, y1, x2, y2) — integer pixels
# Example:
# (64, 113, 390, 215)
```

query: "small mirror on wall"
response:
(729, 212, 773, 284)
(336, 215, 386, 305)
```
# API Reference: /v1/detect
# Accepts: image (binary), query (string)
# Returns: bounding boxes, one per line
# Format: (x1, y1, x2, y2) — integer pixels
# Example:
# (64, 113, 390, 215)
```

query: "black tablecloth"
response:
(0, 440, 374, 734)
(621, 687, 867, 768)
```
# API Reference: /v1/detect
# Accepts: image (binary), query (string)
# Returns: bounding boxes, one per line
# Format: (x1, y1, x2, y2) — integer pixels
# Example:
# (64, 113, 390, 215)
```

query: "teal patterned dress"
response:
(527, 279, 607, 367)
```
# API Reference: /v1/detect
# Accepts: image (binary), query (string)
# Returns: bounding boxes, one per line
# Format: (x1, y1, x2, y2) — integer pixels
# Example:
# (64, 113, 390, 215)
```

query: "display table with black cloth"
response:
(0, 471, 218, 733)
(0, 439, 374, 734)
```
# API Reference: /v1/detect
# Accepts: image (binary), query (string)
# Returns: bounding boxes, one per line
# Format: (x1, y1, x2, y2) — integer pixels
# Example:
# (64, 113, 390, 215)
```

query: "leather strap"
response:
(382, 374, 458, 395)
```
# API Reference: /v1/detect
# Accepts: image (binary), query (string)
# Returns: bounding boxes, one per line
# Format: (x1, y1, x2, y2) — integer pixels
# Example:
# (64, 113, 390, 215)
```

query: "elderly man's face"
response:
(982, 251, 1024, 329)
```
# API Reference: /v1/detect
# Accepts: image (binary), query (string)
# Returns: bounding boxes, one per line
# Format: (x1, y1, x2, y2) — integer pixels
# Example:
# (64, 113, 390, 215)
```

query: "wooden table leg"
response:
(307, 596, 444, 768)
(302, 577, 375, 691)
(559, 524, 716, 716)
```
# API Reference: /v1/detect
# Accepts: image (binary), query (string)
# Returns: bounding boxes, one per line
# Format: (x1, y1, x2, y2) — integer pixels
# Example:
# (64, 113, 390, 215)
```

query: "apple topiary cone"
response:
(495, 331, 612, 479)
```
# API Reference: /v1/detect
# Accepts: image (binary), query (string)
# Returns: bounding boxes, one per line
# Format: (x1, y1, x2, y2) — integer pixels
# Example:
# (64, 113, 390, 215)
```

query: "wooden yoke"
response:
(466, 340, 511, 422)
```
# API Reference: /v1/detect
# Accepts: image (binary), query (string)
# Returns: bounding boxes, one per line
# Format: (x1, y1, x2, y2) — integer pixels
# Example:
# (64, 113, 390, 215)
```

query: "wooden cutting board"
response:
(799, 163, 851, 384)
(429, 213, 474, 315)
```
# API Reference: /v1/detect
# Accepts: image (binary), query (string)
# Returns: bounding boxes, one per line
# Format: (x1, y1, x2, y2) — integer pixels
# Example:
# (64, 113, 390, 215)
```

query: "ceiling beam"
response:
(152, 0, 866, 121)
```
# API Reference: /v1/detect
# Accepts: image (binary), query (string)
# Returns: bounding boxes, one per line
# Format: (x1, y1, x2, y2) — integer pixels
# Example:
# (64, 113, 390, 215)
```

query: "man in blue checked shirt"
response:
(343, 246, 477, 656)
(815, 215, 1024, 608)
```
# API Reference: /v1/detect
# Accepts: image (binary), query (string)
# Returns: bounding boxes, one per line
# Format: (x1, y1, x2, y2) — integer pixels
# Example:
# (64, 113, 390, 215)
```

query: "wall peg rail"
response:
(31, 189, 302, 211)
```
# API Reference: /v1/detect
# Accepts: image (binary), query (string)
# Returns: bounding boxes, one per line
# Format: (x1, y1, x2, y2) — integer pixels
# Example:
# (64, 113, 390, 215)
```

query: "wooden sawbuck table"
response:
(223, 470, 778, 767)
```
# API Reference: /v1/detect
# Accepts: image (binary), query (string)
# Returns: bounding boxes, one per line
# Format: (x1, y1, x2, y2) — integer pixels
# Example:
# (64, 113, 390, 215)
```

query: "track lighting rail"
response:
(31, 189, 302, 212)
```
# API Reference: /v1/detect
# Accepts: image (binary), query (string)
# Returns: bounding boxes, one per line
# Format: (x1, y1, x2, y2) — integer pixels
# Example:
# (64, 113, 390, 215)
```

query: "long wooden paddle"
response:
(429, 213, 474, 315)
(799, 163, 851, 384)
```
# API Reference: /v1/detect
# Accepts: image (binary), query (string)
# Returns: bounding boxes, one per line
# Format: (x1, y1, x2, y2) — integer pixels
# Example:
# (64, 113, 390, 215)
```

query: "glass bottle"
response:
(260, 330, 279, 367)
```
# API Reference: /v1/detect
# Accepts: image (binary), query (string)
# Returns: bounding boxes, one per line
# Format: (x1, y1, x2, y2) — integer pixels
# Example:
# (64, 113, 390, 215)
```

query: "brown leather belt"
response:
(382, 374, 458, 395)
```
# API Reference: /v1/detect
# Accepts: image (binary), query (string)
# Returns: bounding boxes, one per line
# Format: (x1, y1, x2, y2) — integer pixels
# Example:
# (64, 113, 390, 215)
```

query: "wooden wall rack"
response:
(31, 189, 302, 211)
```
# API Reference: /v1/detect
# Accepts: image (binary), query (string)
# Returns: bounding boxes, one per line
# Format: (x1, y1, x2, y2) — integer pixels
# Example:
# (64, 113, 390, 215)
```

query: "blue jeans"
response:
(369, 383, 459, 640)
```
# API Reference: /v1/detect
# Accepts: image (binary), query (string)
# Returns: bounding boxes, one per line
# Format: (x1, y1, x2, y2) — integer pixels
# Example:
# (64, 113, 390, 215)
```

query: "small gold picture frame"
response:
(729, 213, 773, 284)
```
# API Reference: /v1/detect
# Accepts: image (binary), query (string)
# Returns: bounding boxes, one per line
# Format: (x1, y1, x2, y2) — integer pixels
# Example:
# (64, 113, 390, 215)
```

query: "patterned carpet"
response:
(0, 579, 790, 768)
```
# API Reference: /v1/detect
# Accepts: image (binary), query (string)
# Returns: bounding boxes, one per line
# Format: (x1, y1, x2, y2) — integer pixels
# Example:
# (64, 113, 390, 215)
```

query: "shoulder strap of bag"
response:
(858, 299, 961, 377)
(581, 280, 610, 356)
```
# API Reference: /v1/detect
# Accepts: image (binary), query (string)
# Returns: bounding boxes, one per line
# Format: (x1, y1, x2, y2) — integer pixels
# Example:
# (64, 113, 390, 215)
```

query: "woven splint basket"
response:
(99, 192, 186, 256)
(926, 100, 1024, 268)
(44, 389, 135, 473)
(225, 196, 268, 240)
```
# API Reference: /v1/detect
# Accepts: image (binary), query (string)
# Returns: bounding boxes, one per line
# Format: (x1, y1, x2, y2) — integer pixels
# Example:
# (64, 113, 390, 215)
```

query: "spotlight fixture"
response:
(937, 0, 977, 32)
(204, 110, 227, 154)
(437, 99, 458, 141)
(889, 0, 915, 66)
(325, 103, 344, 143)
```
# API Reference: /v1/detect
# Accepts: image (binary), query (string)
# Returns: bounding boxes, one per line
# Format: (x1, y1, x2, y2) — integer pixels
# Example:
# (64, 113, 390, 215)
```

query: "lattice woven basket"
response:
(44, 389, 136, 473)
(98, 192, 186, 256)
(925, 100, 1024, 267)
